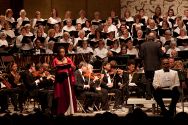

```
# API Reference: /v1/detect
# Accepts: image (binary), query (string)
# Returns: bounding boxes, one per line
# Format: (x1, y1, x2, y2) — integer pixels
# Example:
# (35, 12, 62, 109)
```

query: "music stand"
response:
(131, 73, 144, 84)
(55, 64, 71, 82)
(108, 55, 129, 66)
(178, 50, 188, 60)
(53, 43, 70, 54)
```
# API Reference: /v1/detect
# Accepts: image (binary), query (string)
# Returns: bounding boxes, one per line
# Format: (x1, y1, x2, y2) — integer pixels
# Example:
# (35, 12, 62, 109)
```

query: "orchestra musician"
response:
(35, 63, 55, 114)
(75, 62, 100, 113)
(7, 62, 25, 112)
(100, 62, 122, 109)
(52, 47, 77, 115)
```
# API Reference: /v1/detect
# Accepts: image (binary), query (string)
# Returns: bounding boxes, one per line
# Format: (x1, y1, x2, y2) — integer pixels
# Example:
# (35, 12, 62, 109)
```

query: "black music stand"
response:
(178, 50, 188, 60)
(55, 64, 71, 82)
(53, 43, 70, 54)
(131, 73, 145, 84)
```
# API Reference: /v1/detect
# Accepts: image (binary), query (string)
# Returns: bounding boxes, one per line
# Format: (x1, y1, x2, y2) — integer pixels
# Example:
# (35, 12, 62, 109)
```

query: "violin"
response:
(83, 72, 102, 81)
(32, 70, 43, 78)
(0, 73, 12, 89)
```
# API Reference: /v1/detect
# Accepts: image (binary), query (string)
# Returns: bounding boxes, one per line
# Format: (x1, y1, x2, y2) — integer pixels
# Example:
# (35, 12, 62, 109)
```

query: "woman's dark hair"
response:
(168, 8, 174, 16)
(7, 61, 16, 73)
(57, 46, 65, 54)
(25, 63, 34, 70)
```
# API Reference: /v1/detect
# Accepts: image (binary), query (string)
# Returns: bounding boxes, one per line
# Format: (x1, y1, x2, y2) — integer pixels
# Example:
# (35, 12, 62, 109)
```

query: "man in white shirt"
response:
(153, 58, 180, 116)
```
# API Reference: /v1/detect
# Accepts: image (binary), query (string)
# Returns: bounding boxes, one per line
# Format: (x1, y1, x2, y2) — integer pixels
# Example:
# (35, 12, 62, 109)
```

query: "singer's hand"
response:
(107, 83, 113, 88)
(84, 85, 90, 89)
(96, 86, 101, 91)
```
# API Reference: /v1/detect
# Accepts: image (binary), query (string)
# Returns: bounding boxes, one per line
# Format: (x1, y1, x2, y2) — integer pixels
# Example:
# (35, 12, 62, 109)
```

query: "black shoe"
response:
(113, 105, 122, 109)
(145, 95, 152, 100)
(0, 109, 10, 113)
(14, 108, 19, 112)
(160, 109, 168, 116)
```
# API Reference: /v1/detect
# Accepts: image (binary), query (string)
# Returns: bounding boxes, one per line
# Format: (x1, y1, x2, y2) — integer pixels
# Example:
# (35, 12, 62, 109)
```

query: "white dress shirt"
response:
(17, 17, 29, 28)
(32, 18, 44, 28)
(62, 25, 76, 32)
(0, 39, 8, 47)
(93, 47, 108, 59)
(107, 24, 118, 38)
(76, 17, 87, 24)
(77, 47, 93, 53)
(153, 69, 180, 90)
(127, 47, 139, 58)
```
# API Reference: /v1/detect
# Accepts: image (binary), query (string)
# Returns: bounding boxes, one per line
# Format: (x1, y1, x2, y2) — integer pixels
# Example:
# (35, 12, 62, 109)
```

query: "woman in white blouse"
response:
(48, 8, 61, 25)
(17, 9, 29, 28)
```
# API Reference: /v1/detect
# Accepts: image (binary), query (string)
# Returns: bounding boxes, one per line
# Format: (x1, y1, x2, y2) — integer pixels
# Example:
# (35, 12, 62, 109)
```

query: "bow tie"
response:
(163, 69, 170, 72)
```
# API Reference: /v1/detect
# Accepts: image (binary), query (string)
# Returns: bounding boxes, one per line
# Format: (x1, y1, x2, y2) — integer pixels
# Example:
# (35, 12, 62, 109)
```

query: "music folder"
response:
(56, 64, 71, 70)
(21, 20, 30, 26)
(91, 21, 101, 26)
(36, 20, 47, 27)
(53, 42, 70, 54)
(8, 21, 18, 29)
(69, 31, 78, 38)
(178, 50, 188, 59)
(21, 35, 35, 43)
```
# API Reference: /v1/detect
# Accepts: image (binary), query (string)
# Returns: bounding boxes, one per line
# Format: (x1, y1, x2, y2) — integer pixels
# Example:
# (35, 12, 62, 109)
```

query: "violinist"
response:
(0, 62, 24, 112)
(100, 62, 121, 109)
(114, 68, 129, 104)
(36, 63, 55, 114)
(0, 72, 12, 113)
(83, 63, 109, 111)
(121, 60, 145, 98)
(21, 63, 41, 111)
(7, 62, 25, 112)
(75, 62, 100, 113)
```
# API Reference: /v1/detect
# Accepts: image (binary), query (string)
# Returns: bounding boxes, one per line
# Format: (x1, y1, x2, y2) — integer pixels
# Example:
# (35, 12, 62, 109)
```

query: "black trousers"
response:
(0, 89, 8, 111)
(38, 89, 54, 112)
(95, 88, 109, 110)
(153, 86, 180, 113)
(108, 88, 122, 107)
(0, 87, 24, 111)
(145, 70, 155, 97)
(79, 91, 100, 110)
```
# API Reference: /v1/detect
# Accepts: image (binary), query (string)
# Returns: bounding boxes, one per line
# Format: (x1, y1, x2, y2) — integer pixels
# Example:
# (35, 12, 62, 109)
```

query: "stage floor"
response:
(1, 101, 188, 117)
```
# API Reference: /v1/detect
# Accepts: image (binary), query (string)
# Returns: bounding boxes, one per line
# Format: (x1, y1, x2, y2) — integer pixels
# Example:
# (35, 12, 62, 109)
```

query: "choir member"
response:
(17, 9, 29, 29)
(5, 9, 15, 24)
(77, 40, 93, 54)
(48, 8, 61, 25)
(32, 11, 45, 29)
(152, 6, 163, 24)
(76, 9, 87, 24)
(138, 9, 148, 26)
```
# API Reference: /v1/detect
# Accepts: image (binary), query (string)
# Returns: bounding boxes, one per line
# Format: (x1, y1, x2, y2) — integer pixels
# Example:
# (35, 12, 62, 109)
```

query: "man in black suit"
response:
(75, 62, 102, 112)
(100, 62, 122, 109)
(114, 61, 145, 103)
(140, 32, 164, 99)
